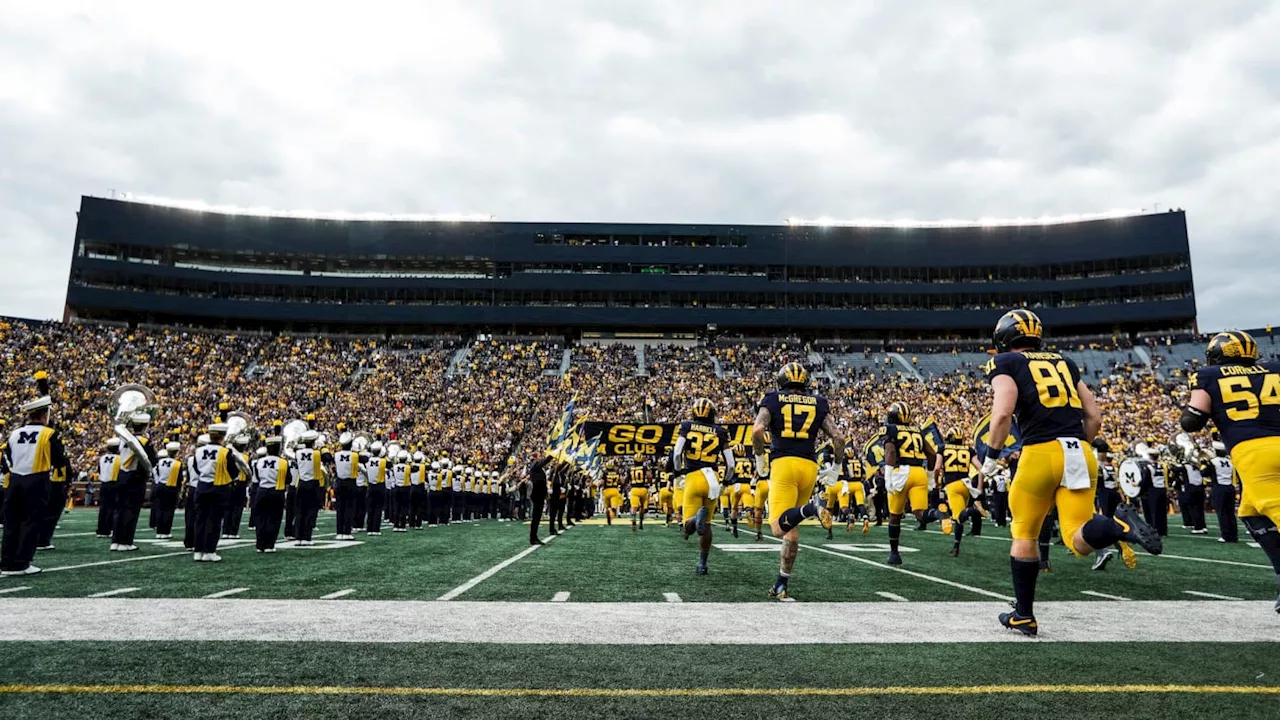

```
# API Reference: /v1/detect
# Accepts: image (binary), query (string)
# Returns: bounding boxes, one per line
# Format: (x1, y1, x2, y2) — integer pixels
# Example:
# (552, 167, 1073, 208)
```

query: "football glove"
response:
(754, 454, 770, 479)
(981, 457, 1001, 478)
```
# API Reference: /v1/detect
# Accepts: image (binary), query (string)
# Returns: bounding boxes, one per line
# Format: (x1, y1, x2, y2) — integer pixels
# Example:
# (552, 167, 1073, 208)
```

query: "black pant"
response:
(193, 486, 229, 554)
(549, 494, 566, 531)
(296, 483, 322, 541)
(284, 486, 297, 538)
(438, 489, 455, 524)
(366, 486, 386, 532)
(1, 474, 50, 572)
(183, 490, 197, 548)
(255, 488, 284, 550)
(530, 483, 547, 541)
(354, 486, 367, 529)
(409, 485, 427, 528)
(992, 490, 1009, 526)
(111, 477, 146, 546)
(1142, 485, 1169, 536)
(223, 482, 248, 536)
(1212, 484, 1238, 542)
(152, 485, 179, 536)
(335, 479, 357, 535)
(393, 486, 411, 529)
(96, 483, 118, 536)
(37, 481, 69, 548)
(1096, 486, 1121, 518)
(1184, 484, 1206, 531)
(247, 483, 260, 529)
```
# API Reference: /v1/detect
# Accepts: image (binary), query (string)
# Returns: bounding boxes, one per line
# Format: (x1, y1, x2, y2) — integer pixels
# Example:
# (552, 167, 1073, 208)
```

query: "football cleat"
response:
(1114, 505, 1163, 555)
(768, 584, 795, 602)
(1091, 550, 1115, 571)
(950, 544, 960, 558)
(886, 552, 903, 566)
(999, 611, 1038, 637)
(940, 517, 953, 536)
(755, 532, 763, 542)
(732, 525, 739, 538)
(819, 507, 833, 531)
(862, 517, 871, 534)
(1040, 559, 1052, 573)
(695, 563, 708, 576)
(1118, 542, 1137, 568)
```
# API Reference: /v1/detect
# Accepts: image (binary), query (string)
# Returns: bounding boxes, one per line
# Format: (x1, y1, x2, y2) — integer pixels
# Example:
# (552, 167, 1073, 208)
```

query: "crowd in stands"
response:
(0, 318, 1235, 492)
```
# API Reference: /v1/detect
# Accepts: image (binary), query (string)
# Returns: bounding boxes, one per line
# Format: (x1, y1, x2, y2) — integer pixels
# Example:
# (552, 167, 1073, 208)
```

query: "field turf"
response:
(1, 508, 1276, 719)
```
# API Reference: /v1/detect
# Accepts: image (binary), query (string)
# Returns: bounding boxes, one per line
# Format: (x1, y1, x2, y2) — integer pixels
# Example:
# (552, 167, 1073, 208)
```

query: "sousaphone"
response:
(107, 384, 159, 477)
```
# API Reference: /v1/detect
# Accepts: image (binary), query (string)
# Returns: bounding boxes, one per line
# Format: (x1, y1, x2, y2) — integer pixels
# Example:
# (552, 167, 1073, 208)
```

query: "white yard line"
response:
(1080, 590, 1130, 601)
(203, 588, 250, 599)
(663, 593, 682, 603)
(720, 523, 1011, 601)
(875, 592, 909, 602)
(438, 534, 558, 601)
(551, 591, 571, 602)
(0, 586, 32, 595)
(320, 589, 357, 600)
(1183, 590, 1243, 601)
(923, 529, 1273, 569)
(1, 598, 1275, 644)
(87, 587, 140, 598)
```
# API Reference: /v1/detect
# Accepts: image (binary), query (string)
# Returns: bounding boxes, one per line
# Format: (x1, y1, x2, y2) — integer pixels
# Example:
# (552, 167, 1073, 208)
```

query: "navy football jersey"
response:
(677, 420, 730, 472)
(760, 390, 830, 461)
(984, 351, 1087, 446)
(941, 442, 973, 482)
(1191, 361, 1280, 452)
(883, 423, 928, 468)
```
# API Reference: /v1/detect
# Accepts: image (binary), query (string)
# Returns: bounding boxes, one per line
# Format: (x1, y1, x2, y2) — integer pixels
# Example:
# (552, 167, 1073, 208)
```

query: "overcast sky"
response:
(2, 1, 1277, 329)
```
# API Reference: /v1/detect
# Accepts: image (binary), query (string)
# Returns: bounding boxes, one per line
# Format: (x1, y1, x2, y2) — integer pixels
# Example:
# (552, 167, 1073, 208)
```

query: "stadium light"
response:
(783, 208, 1153, 229)
(112, 193, 495, 223)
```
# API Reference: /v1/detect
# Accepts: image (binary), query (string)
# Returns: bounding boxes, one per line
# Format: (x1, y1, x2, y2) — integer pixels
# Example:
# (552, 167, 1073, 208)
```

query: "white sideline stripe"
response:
(923, 529, 1273, 569)
(0, 599, 1275, 644)
(875, 592, 908, 602)
(0, 586, 32, 595)
(320, 589, 357, 600)
(88, 587, 139, 598)
(551, 591, 571, 602)
(719, 523, 1011, 601)
(664, 593, 682, 603)
(1080, 590, 1130, 601)
(438, 533, 558, 601)
(203, 588, 250, 599)
(44, 552, 191, 573)
(51, 532, 99, 538)
(1184, 590, 1243, 601)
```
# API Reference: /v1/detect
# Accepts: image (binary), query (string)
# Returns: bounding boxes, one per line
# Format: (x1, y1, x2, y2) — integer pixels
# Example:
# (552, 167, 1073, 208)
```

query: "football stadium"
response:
(1, 196, 1277, 720)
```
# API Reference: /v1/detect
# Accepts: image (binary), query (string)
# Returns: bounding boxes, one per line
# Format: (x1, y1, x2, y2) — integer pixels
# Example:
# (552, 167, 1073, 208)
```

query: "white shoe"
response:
(265, 548, 276, 553)
(37, 545, 54, 551)
(206, 554, 222, 562)
(1191, 529, 1207, 535)
(23, 565, 41, 575)
(230, 535, 240, 540)
(256, 549, 265, 553)
(109, 543, 120, 552)
(368, 532, 381, 536)
(122, 545, 138, 552)
(194, 553, 206, 561)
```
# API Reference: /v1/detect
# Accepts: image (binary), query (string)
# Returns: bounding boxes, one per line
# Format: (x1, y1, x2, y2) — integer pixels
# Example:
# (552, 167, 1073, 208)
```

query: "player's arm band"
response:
(984, 447, 1003, 461)
(1179, 405, 1209, 432)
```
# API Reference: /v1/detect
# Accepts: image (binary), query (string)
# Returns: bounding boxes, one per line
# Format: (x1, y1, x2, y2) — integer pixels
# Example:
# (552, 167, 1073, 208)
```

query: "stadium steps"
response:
(635, 345, 646, 376)
(886, 352, 924, 381)
(557, 349, 572, 376)
(1133, 346, 1154, 373)
(710, 354, 724, 379)
(447, 346, 471, 378)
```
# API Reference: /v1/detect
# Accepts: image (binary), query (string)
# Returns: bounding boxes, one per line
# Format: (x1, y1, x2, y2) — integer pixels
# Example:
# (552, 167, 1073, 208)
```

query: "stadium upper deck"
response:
(67, 197, 1195, 336)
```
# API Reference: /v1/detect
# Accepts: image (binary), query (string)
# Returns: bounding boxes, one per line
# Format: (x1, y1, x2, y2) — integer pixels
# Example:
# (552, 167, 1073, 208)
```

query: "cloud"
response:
(1, 0, 1277, 328)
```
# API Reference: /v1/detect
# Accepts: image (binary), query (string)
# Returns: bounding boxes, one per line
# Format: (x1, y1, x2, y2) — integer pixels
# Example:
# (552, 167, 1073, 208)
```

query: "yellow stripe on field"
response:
(0, 684, 1276, 697)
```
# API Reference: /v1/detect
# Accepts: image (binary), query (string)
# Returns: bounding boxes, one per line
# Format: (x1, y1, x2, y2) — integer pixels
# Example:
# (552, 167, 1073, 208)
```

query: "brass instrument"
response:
(107, 384, 159, 477)
(281, 418, 309, 460)
(351, 431, 372, 453)
(224, 410, 256, 477)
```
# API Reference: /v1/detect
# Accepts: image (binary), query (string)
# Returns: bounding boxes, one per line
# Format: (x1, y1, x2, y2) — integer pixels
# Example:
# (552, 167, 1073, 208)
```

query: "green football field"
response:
(1, 508, 1277, 719)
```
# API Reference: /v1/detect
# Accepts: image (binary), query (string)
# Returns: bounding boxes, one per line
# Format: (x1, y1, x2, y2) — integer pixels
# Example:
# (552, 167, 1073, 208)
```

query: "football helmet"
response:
(993, 309, 1044, 352)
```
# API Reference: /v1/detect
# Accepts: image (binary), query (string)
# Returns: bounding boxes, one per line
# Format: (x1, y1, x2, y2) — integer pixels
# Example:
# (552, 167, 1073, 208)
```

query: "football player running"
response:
(984, 309, 1162, 636)
(935, 427, 985, 557)
(673, 398, 735, 576)
(881, 402, 950, 566)
(1181, 330, 1280, 613)
(752, 362, 843, 601)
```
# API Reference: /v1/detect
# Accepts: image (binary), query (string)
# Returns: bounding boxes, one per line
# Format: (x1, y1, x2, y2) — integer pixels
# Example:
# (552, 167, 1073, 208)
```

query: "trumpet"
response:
(108, 384, 159, 477)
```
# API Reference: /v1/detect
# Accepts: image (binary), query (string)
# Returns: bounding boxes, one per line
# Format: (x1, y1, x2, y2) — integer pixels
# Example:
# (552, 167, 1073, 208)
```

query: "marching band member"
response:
(294, 430, 329, 546)
(409, 451, 427, 529)
(151, 441, 183, 539)
(192, 422, 242, 562)
(1, 374, 71, 576)
(221, 434, 252, 540)
(95, 438, 122, 538)
(333, 433, 360, 540)
(365, 442, 389, 535)
(391, 450, 410, 532)
(182, 434, 207, 551)
(253, 435, 291, 552)
(450, 460, 464, 523)
(112, 411, 157, 552)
